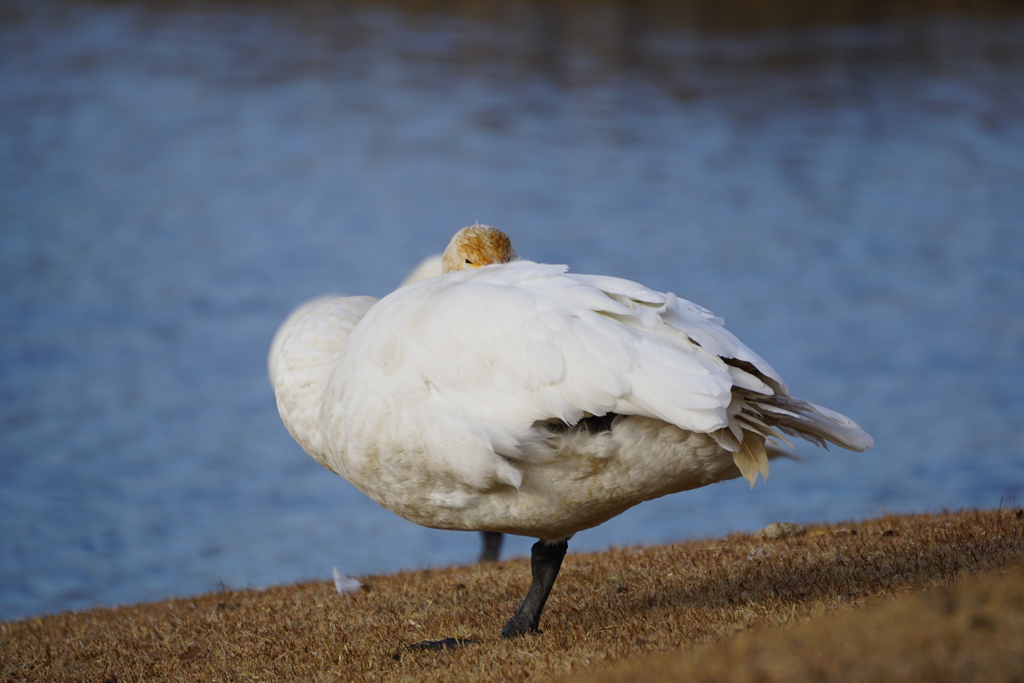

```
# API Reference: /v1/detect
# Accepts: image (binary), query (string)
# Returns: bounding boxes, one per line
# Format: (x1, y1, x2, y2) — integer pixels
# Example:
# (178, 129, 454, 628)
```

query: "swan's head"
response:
(441, 224, 518, 274)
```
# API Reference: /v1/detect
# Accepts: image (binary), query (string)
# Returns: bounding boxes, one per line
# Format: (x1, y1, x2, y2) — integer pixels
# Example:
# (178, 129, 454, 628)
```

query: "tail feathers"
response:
(725, 393, 871, 488)
(761, 397, 874, 452)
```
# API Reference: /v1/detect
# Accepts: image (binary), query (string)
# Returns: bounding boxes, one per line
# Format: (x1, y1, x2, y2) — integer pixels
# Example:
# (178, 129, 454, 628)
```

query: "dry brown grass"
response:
(583, 562, 1024, 683)
(2, 508, 1022, 682)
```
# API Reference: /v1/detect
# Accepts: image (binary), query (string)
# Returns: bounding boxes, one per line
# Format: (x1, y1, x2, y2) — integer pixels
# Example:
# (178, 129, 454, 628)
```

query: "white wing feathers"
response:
(346, 262, 784, 471)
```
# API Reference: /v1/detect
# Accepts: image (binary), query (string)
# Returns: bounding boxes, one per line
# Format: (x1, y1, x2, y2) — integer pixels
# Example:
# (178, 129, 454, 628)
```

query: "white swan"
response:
(269, 224, 873, 644)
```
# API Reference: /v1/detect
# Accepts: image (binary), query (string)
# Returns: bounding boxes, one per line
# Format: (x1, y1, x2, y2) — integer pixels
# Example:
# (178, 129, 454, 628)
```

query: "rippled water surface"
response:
(2, 0, 1023, 621)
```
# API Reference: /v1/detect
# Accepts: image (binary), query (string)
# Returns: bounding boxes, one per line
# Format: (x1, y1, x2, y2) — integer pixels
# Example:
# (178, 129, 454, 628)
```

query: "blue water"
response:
(2, 0, 1023, 622)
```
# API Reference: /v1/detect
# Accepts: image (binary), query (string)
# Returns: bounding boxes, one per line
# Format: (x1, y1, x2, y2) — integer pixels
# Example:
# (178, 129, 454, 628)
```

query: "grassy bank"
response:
(2, 508, 1022, 681)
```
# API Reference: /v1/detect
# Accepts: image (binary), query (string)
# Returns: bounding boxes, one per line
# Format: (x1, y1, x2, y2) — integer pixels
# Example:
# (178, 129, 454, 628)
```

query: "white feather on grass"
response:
(333, 567, 362, 594)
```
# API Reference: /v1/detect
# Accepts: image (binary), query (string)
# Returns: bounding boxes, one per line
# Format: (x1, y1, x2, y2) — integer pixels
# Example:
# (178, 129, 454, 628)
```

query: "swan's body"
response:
(269, 225, 873, 641)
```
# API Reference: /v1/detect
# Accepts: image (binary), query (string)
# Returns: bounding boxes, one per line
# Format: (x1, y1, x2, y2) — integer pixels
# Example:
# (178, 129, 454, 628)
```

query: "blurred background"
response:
(1, 0, 1022, 621)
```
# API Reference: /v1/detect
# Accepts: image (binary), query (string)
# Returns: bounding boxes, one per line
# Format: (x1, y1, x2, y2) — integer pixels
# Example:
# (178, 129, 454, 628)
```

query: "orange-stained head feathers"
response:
(441, 224, 518, 274)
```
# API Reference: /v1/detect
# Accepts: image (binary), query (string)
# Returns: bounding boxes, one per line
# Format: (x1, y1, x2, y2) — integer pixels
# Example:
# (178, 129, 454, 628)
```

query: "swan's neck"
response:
(269, 296, 377, 471)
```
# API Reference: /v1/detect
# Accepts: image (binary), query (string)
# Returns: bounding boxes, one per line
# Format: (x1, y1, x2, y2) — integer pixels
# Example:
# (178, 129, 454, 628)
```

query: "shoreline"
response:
(3, 508, 1023, 681)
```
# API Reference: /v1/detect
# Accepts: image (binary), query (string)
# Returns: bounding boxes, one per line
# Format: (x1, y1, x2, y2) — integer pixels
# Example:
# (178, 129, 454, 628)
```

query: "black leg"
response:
(500, 538, 568, 639)
(479, 531, 504, 563)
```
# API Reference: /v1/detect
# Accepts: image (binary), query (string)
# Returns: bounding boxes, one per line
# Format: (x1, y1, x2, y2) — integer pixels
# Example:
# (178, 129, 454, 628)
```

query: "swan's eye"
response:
(465, 258, 473, 265)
